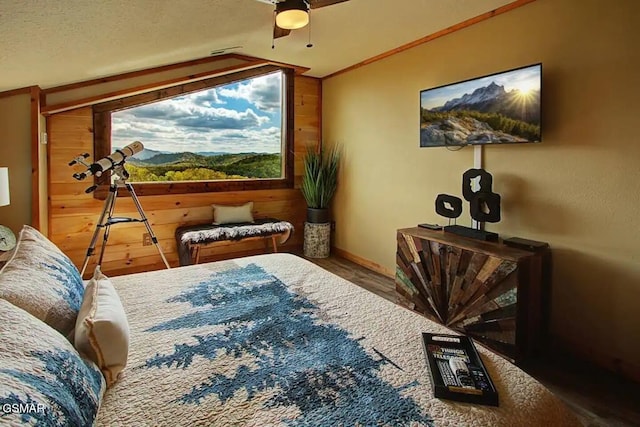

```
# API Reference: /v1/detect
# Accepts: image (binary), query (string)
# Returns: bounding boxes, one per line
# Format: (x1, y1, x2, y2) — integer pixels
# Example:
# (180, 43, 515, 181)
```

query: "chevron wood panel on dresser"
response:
(396, 227, 549, 362)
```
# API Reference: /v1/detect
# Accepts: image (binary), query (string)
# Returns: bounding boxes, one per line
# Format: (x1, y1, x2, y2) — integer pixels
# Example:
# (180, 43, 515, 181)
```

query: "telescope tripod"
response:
(80, 180, 171, 277)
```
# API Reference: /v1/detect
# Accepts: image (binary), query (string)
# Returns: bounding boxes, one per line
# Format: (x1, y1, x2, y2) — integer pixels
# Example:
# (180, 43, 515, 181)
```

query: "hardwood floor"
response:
(306, 254, 640, 427)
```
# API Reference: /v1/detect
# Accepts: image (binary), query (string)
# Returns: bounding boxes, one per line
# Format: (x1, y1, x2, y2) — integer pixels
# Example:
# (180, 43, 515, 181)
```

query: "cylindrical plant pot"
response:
(303, 222, 331, 258)
(306, 208, 330, 224)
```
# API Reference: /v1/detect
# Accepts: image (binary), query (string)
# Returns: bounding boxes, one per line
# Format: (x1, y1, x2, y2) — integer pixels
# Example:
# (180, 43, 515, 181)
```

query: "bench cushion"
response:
(175, 218, 294, 266)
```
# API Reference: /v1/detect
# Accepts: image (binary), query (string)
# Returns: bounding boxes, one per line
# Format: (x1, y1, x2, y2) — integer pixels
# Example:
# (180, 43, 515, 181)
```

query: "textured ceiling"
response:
(0, 0, 515, 91)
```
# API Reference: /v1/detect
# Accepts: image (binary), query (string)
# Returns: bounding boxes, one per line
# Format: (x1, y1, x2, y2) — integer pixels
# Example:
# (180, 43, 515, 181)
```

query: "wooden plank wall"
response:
(48, 76, 320, 277)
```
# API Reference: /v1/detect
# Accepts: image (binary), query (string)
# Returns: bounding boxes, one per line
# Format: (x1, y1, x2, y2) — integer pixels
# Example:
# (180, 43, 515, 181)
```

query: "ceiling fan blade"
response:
(309, 0, 350, 9)
(273, 24, 292, 39)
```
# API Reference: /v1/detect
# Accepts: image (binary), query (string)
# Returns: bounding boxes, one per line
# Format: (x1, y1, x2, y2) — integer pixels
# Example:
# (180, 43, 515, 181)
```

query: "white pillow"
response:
(75, 267, 130, 387)
(212, 202, 254, 225)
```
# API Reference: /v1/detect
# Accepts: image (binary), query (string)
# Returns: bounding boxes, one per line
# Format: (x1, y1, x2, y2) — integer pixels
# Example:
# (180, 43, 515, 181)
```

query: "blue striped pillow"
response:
(0, 299, 105, 426)
(0, 225, 84, 336)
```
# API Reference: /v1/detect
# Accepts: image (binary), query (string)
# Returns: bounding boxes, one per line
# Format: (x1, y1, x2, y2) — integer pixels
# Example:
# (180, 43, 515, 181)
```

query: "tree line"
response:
(125, 153, 282, 182)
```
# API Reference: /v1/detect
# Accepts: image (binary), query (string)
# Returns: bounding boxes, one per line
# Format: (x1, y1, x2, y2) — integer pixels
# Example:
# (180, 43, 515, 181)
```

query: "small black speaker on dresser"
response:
(503, 237, 549, 252)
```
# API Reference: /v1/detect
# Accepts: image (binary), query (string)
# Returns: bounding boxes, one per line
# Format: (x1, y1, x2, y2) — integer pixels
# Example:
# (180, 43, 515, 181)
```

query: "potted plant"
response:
(301, 145, 340, 223)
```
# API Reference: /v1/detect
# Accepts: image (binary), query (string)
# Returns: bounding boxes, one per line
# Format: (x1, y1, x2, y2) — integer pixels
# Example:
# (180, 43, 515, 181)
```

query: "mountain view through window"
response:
(111, 71, 284, 183)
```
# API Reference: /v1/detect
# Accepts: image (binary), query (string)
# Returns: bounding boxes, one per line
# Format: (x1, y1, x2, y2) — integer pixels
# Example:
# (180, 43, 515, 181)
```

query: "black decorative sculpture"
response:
(470, 191, 501, 223)
(434, 168, 501, 241)
(435, 194, 463, 219)
(462, 168, 493, 202)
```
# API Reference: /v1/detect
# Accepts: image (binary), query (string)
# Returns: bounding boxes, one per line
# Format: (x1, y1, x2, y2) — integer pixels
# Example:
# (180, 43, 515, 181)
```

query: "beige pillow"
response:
(75, 267, 130, 387)
(212, 201, 254, 224)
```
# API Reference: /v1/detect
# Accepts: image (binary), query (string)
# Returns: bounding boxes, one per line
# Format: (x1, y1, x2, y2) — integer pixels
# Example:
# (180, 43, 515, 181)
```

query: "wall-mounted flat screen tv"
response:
(420, 63, 541, 147)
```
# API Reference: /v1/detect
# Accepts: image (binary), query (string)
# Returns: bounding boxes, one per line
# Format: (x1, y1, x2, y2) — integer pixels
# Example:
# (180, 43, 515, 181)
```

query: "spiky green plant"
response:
(301, 145, 340, 209)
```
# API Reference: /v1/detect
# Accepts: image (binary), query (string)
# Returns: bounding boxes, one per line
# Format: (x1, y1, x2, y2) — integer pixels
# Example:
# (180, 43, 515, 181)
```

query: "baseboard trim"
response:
(332, 247, 395, 278)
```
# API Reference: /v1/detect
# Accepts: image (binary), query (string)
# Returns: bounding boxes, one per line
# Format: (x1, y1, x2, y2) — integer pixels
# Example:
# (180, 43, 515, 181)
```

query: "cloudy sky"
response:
(112, 71, 283, 154)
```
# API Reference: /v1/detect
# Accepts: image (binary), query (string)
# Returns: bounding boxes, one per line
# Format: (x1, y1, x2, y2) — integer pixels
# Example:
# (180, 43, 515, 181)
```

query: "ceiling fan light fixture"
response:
(275, 0, 309, 30)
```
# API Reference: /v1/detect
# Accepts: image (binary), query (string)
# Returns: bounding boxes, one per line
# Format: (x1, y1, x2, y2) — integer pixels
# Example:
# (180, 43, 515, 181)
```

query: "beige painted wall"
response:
(0, 93, 32, 234)
(323, 0, 640, 378)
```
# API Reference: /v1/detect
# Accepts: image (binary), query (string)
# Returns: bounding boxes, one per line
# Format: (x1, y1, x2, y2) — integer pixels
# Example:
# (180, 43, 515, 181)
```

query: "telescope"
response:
(70, 141, 144, 181)
(70, 139, 171, 275)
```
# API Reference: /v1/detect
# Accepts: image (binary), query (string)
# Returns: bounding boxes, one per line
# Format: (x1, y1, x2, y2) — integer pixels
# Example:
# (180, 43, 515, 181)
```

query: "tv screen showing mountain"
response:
(420, 63, 541, 147)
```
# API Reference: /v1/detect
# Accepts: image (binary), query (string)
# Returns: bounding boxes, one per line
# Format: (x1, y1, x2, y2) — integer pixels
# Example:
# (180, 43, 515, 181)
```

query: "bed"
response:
(0, 229, 579, 426)
(91, 253, 579, 426)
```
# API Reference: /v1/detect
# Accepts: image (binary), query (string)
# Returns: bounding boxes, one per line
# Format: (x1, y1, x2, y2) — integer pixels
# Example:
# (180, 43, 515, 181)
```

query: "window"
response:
(93, 65, 293, 197)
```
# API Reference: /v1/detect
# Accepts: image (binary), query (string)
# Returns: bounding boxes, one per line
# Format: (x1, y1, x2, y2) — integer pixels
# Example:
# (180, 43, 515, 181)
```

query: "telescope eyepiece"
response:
(69, 153, 90, 166)
(69, 141, 143, 184)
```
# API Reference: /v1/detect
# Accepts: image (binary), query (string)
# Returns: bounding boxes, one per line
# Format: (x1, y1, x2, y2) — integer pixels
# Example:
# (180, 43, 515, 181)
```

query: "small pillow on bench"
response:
(212, 202, 254, 225)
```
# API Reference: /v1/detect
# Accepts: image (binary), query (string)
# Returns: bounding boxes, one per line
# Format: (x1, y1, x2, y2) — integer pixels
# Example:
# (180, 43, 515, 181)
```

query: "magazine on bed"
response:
(422, 333, 499, 406)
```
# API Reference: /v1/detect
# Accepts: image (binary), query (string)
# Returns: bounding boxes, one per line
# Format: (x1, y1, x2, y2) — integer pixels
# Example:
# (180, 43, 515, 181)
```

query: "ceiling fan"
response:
(256, 0, 351, 41)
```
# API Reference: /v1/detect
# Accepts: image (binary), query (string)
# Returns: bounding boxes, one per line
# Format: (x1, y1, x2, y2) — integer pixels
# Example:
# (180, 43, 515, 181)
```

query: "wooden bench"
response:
(175, 218, 294, 266)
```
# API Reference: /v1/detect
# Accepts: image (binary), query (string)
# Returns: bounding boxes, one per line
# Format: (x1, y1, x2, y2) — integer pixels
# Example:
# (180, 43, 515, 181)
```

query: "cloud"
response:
(115, 100, 269, 130)
(218, 72, 282, 112)
(113, 111, 281, 154)
(191, 89, 225, 107)
(176, 108, 269, 130)
(111, 72, 283, 154)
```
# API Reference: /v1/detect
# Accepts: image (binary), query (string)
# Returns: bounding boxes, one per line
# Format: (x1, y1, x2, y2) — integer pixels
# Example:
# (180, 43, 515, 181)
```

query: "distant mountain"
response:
(442, 82, 506, 110)
(128, 149, 255, 160)
(123, 147, 169, 161)
(126, 151, 281, 179)
(128, 151, 205, 165)
(435, 82, 540, 125)
(195, 151, 232, 157)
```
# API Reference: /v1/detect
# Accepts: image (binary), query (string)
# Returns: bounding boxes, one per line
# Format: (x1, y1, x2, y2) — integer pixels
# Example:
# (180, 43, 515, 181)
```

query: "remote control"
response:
(418, 223, 443, 230)
(449, 357, 475, 388)
(468, 365, 492, 391)
(437, 360, 458, 386)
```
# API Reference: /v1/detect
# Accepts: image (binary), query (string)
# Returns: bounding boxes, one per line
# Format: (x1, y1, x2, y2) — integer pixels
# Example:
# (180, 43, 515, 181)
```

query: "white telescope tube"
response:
(73, 141, 144, 181)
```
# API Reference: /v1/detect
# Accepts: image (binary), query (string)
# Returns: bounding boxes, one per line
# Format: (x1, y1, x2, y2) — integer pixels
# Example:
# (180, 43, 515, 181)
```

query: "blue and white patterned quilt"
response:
(97, 253, 579, 427)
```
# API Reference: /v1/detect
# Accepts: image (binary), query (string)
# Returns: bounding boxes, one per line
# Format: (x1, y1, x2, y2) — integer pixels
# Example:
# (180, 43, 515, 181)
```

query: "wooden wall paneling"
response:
(49, 188, 303, 216)
(47, 75, 320, 277)
(293, 76, 321, 188)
